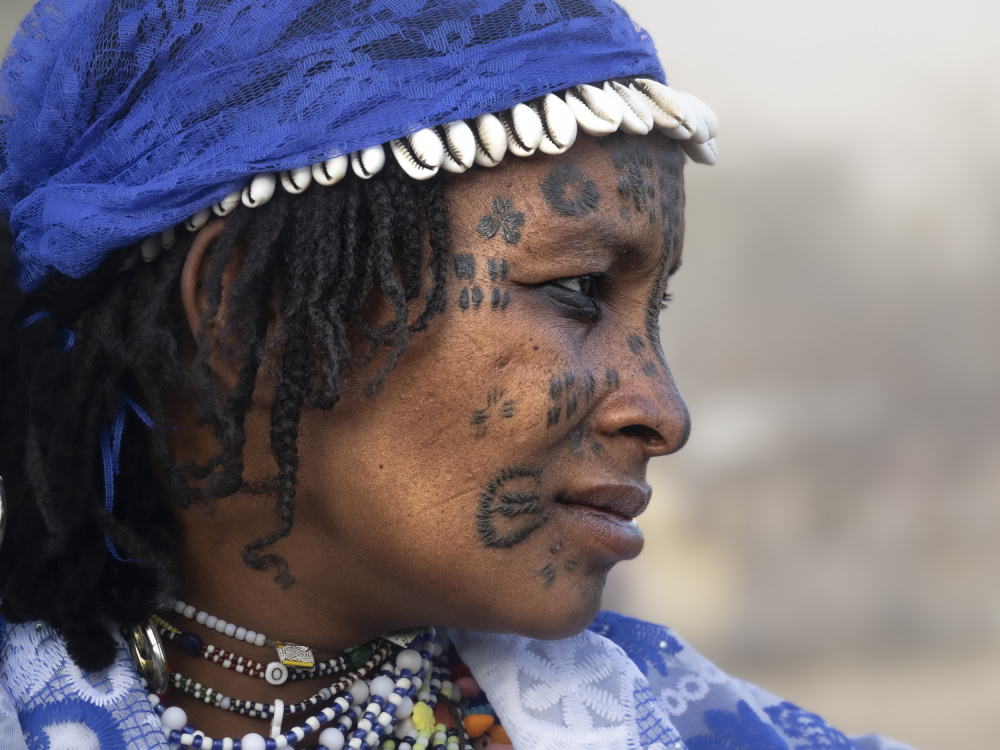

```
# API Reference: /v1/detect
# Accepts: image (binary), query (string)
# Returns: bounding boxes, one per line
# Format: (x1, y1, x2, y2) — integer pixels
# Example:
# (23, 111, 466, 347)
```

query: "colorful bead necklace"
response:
(168, 642, 392, 719)
(166, 598, 317, 669)
(149, 627, 473, 750)
(155, 615, 369, 685)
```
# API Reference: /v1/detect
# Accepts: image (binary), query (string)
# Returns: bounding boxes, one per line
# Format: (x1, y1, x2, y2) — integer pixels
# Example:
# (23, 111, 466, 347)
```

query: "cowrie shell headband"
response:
(131, 79, 717, 267)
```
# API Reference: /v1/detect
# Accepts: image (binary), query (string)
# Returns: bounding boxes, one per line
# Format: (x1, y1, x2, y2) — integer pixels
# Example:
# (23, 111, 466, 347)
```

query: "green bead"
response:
(348, 644, 373, 668)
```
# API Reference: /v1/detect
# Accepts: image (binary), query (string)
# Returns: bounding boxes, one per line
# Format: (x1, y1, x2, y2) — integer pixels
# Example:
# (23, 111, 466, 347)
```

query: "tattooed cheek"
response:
(626, 334, 662, 379)
(568, 425, 604, 458)
(545, 369, 599, 428)
(476, 465, 548, 549)
(470, 388, 516, 439)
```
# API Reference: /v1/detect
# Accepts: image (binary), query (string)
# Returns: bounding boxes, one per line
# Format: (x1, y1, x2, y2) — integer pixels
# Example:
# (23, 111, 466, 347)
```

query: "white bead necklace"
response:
(148, 627, 468, 750)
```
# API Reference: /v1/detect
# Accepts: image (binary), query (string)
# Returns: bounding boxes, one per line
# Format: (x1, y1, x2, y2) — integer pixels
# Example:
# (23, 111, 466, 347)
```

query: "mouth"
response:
(556, 484, 650, 560)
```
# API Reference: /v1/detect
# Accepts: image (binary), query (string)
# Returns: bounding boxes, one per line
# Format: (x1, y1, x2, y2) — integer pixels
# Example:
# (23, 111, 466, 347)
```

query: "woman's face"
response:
(263, 133, 689, 641)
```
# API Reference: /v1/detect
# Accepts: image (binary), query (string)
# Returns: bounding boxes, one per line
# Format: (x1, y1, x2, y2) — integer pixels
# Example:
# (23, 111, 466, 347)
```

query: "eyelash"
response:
(553, 276, 673, 311)
(551, 274, 601, 297)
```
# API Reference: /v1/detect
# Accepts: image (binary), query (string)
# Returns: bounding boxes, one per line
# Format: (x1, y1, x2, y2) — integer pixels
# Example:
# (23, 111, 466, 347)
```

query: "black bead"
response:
(177, 632, 203, 656)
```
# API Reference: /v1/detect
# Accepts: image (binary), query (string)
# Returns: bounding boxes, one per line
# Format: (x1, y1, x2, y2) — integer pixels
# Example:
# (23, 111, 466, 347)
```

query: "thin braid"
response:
(0, 157, 475, 669)
(363, 178, 411, 394)
(304, 186, 347, 409)
(411, 179, 451, 333)
(244, 217, 313, 589)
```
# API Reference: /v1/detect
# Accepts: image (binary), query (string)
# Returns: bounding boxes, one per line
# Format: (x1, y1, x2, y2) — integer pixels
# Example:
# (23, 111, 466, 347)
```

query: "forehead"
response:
(442, 133, 685, 276)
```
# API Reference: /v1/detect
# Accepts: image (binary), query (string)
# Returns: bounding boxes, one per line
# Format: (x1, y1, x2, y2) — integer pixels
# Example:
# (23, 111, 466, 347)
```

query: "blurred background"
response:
(2, 1, 997, 748)
(603, 2, 1000, 748)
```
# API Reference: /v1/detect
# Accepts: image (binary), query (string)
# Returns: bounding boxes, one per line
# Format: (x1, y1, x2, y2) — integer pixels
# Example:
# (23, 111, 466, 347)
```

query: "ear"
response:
(180, 219, 243, 389)
(180, 219, 225, 335)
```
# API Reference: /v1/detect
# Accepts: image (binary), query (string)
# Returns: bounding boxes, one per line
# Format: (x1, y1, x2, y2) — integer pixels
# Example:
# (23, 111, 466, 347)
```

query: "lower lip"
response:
(558, 504, 645, 560)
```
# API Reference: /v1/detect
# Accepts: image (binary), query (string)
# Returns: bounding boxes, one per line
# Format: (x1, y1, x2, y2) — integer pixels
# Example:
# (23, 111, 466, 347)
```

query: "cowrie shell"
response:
(213, 190, 241, 217)
(391, 128, 444, 180)
(565, 84, 622, 136)
(473, 113, 508, 167)
(351, 144, 386, 179)
(312, 155, 349, 186)
(184, 208, 212, 233)
(499, 103, 543, 158)
(160, 227, 177, 250)
(681, 137, 718, 165)
(533, 93, 578, 155)
(606, 81, 653, 136)
(630, 79, 685, 132)
(675, 91, 718, 144)
(119, 249, 140, 271)
(242, 173, 276, 208)
(280, 166, 313, 194)
(141, 236, 161, 263)
(435, 121, 476, 173)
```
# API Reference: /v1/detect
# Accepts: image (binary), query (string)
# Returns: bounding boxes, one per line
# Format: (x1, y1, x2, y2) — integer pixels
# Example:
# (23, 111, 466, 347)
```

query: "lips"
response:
(558, 483, 651, 521)
(556, 483, 650, 560)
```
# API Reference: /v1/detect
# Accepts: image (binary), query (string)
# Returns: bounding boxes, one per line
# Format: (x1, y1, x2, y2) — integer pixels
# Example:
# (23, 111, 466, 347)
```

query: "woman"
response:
(0, 1, 912, 748)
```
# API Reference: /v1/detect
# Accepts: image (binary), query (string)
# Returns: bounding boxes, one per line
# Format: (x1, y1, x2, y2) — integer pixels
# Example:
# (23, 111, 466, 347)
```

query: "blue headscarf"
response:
(0, 0, 664, 292)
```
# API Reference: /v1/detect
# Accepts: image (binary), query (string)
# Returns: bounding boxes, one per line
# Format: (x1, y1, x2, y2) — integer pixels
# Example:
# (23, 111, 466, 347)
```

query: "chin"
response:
(486, 567, 609, 641)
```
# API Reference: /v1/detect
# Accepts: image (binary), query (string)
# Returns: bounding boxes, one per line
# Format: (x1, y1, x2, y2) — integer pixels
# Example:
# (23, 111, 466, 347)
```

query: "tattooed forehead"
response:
(443, 132, 684, 275)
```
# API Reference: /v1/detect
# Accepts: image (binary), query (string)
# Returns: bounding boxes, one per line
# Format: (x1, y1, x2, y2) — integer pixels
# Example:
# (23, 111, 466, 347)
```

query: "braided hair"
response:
(0, 161, 451, 670)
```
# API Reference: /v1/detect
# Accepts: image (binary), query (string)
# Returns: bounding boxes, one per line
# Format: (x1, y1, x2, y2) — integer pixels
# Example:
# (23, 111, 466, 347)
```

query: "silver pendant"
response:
(125, 618, 168, 694)
(383, 628, 421, 649)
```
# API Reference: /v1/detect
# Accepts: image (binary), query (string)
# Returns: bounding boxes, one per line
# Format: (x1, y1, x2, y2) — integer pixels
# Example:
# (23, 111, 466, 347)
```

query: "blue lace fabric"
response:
(0, 611, 917, 750)
(0, 0, 665, 292)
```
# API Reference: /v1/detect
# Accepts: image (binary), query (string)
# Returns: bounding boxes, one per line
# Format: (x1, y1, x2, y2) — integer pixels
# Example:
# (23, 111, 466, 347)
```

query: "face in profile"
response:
(178, 131, 690, 645)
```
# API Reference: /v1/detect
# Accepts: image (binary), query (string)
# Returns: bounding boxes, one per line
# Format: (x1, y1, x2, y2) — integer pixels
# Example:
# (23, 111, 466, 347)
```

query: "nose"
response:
(595, 357, 691, 458)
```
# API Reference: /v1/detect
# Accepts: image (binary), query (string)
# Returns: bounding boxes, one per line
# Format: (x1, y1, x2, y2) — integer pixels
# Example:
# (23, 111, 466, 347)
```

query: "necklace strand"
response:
(167, 597, 272, 649)
(168, 642, 391, 718)
(149, 628, 470, 750)
(156, 615, 369, 685)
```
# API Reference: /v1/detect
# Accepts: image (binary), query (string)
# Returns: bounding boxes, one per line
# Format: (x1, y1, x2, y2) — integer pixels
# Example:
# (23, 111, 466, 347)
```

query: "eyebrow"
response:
(539, 219, 652, 267)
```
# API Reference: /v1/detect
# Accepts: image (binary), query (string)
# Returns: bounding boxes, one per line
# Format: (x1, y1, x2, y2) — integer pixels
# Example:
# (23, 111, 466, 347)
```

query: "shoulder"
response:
(0, 614, 168, 750)
(588, 611, 916, 750)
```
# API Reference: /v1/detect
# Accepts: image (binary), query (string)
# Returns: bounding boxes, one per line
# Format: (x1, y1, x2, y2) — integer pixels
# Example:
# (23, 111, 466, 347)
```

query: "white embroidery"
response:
(63, 653, 134, 709)
(449, 626, 667, 750)
(44, 721, 101, 750)
(1, 624, 68, 703)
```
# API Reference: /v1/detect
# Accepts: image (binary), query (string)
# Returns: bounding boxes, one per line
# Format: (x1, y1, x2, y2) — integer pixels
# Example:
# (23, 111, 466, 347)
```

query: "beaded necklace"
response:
(168, 642, 392, 719)
(156, 615, 369, 685)
(166, 598, 314, 667)
(149, 626, 471, 750)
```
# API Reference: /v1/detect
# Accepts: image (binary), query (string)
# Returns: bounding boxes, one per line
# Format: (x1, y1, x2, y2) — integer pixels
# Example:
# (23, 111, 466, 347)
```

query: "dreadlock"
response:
(0, 160, 451, 670)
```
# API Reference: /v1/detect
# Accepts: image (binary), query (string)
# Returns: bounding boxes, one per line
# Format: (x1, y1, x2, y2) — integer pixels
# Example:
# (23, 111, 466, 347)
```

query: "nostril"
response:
(620, 415, 690, 456)
(620, 424, 666, 446)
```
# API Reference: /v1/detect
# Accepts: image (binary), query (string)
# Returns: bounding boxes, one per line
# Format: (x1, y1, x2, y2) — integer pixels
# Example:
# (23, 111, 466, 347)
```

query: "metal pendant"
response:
(124, 618, 168, 694)
(383, 628, 422, 649)
(276, 641, 315, 669)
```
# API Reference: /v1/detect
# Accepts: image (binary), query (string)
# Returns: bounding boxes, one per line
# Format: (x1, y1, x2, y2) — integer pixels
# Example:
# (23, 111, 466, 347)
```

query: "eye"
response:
(540, 274, 604, 324)
(552, 274, 601, 297)
(660, 291, 673, 311)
